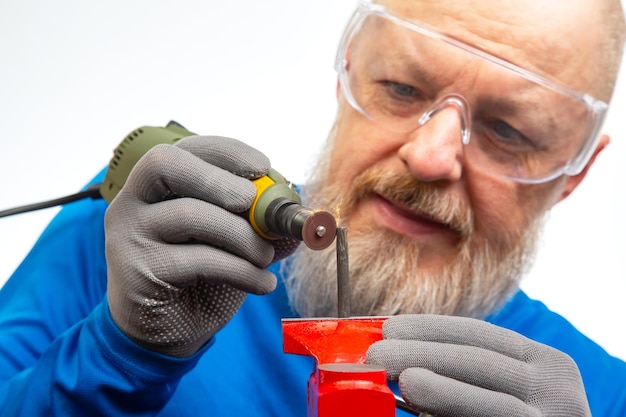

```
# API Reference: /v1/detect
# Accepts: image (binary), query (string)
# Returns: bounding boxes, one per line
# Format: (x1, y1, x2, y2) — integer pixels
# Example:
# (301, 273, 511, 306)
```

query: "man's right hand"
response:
(105, 135, 283, 358)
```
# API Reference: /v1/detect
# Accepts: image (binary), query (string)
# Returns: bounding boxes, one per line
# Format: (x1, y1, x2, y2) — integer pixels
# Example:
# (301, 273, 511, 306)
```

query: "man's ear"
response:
(556, 134, 610, 203)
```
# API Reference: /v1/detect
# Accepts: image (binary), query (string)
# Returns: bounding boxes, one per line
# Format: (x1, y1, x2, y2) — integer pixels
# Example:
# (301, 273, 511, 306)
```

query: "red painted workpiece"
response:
(282, 318, 396, 417)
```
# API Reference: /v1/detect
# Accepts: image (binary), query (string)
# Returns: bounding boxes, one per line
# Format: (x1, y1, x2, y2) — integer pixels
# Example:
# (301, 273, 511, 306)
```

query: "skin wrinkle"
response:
(381, 0, 622, 99)
(381, 1, 543, 65)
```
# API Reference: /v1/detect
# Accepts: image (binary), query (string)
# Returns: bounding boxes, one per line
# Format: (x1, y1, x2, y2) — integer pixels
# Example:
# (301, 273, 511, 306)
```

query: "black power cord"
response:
(0, 121, 193, 220)
(0, 183, 103, 218)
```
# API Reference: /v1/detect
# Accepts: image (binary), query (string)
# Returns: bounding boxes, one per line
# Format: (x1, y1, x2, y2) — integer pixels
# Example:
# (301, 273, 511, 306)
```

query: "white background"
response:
(0, 1, 624, 360)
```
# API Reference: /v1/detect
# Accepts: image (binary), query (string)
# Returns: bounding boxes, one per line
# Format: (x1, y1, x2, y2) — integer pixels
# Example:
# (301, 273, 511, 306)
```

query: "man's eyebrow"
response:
(384, 49, 444, 92)
(479, 96, 528, 114)
(477, 86, 556, 116)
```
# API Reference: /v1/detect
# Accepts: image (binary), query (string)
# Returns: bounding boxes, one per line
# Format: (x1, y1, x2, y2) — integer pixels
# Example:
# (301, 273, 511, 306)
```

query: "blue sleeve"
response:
(0, 303, 207, 416)
(0, 174, 204, 416)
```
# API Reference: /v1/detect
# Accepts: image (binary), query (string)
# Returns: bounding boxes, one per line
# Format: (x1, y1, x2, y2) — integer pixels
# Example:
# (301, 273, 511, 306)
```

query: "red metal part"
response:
(282, 317, 395, 417)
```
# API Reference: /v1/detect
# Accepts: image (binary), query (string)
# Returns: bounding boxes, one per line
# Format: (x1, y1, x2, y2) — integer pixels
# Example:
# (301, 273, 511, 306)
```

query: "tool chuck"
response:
(250, 169, 337, 250)
(264, 198, 337, 250)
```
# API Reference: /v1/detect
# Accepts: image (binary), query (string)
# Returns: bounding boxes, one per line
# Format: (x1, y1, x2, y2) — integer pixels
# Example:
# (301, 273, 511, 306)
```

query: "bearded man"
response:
(1, 0, 625, 416)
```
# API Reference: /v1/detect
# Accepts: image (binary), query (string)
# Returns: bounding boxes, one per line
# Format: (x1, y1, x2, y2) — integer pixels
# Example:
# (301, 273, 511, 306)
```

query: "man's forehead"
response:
(377, 0, 598, 37)
(375, 0, 602, 91)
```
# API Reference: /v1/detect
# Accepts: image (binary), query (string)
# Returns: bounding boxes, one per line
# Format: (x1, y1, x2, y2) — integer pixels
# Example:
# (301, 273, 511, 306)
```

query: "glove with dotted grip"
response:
(105, 135, 299, 358)
(367, 314, 590, 417)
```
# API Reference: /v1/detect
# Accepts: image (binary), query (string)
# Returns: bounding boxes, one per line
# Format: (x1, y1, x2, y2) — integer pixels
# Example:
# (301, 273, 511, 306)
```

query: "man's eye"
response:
(382, 81, 419, 100)
(489, 120, 533, 148)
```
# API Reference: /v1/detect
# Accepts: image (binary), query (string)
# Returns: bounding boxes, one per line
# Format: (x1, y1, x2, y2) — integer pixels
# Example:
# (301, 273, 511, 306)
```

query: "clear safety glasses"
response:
(335, 0, 609, 183)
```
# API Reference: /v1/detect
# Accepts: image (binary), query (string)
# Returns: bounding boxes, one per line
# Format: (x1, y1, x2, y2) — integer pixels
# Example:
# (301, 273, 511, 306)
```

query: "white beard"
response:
(281, 133, 544, 319)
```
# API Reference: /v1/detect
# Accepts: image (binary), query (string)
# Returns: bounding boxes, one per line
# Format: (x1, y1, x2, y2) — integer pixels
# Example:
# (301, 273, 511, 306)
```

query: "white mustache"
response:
(348, 167, 474, 239)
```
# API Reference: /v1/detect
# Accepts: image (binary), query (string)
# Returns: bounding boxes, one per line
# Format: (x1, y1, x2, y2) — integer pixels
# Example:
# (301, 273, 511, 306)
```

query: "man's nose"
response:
(398, 95, 470, 183)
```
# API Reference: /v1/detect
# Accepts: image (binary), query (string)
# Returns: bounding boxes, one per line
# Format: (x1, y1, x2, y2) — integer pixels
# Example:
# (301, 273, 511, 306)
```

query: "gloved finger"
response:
(127, 144, 258, 209)
(175, 135, 270, 179)
(271, 236, 300, 262)
(398, 367, 534, 417)
(143, 198, 274, 268)
(382, 314, 535, 361)
(136, 243, 277, 295)
(367, 339, 532, 398)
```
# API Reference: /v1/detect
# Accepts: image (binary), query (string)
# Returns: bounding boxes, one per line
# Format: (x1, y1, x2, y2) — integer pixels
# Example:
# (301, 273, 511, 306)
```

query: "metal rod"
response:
(394, 395, 424, 416)
(336, 227, 351, 318)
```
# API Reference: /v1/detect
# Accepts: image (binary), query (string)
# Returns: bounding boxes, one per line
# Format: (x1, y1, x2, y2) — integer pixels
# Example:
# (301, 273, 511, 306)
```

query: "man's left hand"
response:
(367, 314, 590, 417)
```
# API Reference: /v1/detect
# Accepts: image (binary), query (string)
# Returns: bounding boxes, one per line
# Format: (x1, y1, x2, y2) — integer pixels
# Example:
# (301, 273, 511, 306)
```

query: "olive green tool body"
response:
(102, 122, 336, 250)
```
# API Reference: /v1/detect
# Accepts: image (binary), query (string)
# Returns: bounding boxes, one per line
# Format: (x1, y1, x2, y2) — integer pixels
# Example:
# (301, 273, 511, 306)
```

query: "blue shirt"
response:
(0, 173, 625, 416)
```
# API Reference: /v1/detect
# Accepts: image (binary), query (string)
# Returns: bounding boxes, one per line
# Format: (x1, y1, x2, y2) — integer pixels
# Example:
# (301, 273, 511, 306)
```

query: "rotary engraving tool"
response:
(102, 121, 337, 250)
(1, 121, 337, 251)
(249, 169, 336, 250)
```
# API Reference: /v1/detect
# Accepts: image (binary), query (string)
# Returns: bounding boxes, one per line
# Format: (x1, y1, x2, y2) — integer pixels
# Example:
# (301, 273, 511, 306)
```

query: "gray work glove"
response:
(105, 135, 298, 358)
(367, 314, 590, 417)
